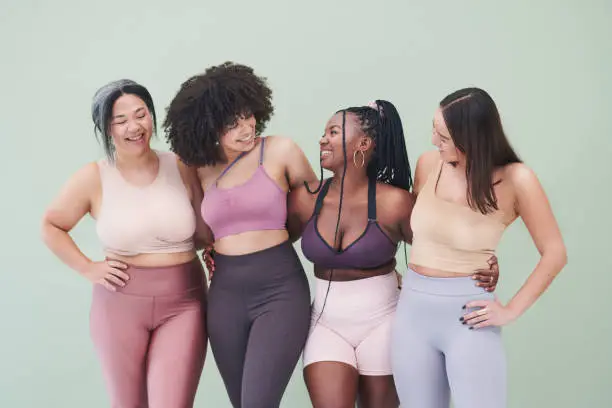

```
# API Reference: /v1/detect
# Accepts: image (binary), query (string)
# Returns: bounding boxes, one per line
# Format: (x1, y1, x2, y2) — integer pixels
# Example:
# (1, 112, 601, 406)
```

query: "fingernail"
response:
(459, 317, 464, 322)
(462, 305, 466, 309)
(469, 327, 474, 330)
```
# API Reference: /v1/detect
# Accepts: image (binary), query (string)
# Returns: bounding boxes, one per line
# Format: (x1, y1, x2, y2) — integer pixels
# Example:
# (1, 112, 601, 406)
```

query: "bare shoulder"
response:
(416, 150, 440, 175)
(504, 162, 540, 191)
(264, 135, 301, 154)
(377, 183, 415, 211)
(172, 152, 198, 182)
(414, 150, 440, 193)
(73, 161, 102, 190)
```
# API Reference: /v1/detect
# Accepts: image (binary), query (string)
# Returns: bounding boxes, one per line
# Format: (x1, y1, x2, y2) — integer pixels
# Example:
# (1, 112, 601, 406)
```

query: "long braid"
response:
(312, 111, 348, 327)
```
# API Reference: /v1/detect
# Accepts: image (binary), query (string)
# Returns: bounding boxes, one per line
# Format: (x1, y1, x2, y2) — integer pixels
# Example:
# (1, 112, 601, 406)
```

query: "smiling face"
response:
(219, 113, 257, 155)
(319, 111, 373, 171)
(109, 94, 154, 157)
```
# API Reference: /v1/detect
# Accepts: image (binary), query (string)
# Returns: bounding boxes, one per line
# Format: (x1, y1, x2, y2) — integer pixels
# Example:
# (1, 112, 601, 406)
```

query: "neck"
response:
(330, 165, 369, 194)
(115, 149, 157, 170)
(222, 147, 245, 164)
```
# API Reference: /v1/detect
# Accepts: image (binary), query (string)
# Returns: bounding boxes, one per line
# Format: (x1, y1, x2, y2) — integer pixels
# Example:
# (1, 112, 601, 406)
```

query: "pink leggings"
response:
(89, 259, 208, 408)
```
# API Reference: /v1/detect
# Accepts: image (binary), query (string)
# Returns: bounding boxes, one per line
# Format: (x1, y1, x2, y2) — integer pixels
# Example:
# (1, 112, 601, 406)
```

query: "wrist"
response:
(504, 302, 523, 322)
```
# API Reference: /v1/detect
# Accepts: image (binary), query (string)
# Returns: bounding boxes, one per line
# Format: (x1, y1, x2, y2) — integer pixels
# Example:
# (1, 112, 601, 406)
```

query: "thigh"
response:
(147, 291, 207, 408)
(355, 317, 399, 408)
(391, 291, 450, 408)
(305, 362, 359, 408)
(355, 314, 394, 376)
(206, 285, 250, 408)
(241, 291, 311, 408)
(303, 322, 357, 370)
(445, 324, 507, 408)
(357, 375, 398, 408)
(89, 286, 151, 407)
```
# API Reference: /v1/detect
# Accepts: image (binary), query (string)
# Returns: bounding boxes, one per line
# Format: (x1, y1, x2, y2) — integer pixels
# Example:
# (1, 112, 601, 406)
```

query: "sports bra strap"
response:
(259, 137, 265, 165)
(313, 179, 332, 216)
(312, 178, 376, 221)
(367, 177, 377, 221)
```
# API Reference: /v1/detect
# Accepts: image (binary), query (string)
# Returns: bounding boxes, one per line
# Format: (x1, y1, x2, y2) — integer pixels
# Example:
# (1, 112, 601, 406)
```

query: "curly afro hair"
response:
(163, 62, 274, 167)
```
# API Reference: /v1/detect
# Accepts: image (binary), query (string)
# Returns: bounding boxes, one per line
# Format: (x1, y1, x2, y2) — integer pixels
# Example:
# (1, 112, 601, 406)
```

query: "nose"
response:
(319, 135, 328, 146)
(127, 119, 141, 133)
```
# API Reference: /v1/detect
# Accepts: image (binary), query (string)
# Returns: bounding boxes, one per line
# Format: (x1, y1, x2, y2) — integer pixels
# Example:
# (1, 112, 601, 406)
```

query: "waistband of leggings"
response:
(107, 258, 205, 296)
(404, 267, 488, 297)
(213, 240, 296, 267)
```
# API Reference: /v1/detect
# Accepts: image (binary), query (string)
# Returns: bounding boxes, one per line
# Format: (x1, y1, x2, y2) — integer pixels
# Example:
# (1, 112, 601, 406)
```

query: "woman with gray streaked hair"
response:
(41, 79, 212, 408)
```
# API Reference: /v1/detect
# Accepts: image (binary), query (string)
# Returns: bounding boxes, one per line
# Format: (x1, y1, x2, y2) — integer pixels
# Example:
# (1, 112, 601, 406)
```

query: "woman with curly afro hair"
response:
(164, 61, 318, 408)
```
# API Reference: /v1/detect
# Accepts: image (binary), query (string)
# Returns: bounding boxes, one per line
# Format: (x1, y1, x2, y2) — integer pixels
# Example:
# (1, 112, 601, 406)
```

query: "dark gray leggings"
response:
(391, 268, 507, 408)
(207, 241, 311, 408)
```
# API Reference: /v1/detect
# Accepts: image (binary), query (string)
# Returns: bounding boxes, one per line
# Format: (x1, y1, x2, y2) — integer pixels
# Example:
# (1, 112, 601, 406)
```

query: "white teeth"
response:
(321, 151, 331, 157)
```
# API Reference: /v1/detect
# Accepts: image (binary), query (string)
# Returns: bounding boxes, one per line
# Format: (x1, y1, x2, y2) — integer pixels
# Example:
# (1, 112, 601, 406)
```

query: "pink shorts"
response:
(303, 271, 400, 376)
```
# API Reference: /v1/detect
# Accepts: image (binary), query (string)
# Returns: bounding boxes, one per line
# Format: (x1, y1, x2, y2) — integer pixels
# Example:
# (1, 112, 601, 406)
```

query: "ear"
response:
(359, 136, 373, 152)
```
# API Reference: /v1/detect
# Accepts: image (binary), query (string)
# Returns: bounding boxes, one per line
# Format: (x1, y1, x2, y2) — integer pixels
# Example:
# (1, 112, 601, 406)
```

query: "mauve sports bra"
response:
(301, 177, 398, 270)
(201, 137, 287, 240)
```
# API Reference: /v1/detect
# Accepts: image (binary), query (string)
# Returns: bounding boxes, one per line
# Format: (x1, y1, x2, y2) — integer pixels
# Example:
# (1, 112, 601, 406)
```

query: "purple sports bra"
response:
(201, 137, 287, 240)
(301, 177, 398, 270)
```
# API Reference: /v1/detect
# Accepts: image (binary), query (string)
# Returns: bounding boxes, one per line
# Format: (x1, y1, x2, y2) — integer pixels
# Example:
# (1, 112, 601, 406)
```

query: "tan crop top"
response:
(410, 160, 510, 274)
(96, 151, 196, 256)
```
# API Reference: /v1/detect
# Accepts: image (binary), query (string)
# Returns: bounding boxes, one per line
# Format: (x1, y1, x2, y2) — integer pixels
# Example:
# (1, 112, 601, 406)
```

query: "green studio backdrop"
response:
(0, 0, 610, 407)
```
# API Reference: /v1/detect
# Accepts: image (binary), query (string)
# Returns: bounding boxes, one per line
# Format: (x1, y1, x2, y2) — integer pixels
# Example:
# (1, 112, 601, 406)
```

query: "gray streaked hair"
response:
(91, 79, 157, 160)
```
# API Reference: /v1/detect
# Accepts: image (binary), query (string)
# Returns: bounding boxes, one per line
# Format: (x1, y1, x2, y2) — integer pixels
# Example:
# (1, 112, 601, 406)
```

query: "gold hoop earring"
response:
(353, 150, 365, 168)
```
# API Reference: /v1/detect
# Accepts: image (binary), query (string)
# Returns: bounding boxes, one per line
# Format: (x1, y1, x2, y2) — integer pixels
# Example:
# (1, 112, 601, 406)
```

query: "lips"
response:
(320, 150, 332, 158)
(126, 134, 144, 142)
(237, 134, 254, 143)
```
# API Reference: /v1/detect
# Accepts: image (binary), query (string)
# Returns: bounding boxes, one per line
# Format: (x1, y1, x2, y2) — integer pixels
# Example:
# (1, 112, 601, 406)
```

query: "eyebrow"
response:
(112, 107, 145, 120)
(329, 125, 341, 130)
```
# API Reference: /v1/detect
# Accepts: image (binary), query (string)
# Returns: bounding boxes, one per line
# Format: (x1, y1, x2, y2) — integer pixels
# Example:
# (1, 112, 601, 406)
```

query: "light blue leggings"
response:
(391, 268, 506, 408)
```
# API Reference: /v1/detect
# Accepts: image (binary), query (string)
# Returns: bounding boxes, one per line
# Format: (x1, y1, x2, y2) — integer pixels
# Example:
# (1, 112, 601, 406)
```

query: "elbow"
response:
(543, 242, 568, 275)
(40, 215, 54, 247)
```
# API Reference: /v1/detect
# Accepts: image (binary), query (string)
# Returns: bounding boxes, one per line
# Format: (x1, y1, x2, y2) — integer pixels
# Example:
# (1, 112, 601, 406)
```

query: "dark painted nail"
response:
(462, 321, 466, 325)
(462, 305, 466, 309)
(459, 317, 464, 322)
(469, 327, 474, 330)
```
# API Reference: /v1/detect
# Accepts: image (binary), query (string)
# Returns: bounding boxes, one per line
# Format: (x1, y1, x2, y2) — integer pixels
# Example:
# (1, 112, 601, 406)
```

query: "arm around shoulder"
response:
(286, 181, 318, 243)
(269, 135, 318, 190)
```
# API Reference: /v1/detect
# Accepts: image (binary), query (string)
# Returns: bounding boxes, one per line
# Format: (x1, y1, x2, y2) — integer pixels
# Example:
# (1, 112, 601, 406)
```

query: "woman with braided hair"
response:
(287, 100, 500, 408)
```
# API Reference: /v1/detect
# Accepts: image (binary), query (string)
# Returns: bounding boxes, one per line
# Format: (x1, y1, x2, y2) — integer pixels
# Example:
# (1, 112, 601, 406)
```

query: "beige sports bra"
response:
(96, 151, 196, 256)
(410, 160, 511, 274)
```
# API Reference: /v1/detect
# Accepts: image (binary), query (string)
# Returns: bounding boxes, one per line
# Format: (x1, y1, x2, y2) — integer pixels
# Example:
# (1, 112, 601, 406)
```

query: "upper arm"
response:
(381, 186, 416, 244)
(176, 156, 213, 246)
(512, 164, 566, 261)
(42, 162, 99, 232)
(287, 182, 317, 242)
(413, 150, 439, 195)
(397, 190, 416, 244)
(273, 136, 317, 190)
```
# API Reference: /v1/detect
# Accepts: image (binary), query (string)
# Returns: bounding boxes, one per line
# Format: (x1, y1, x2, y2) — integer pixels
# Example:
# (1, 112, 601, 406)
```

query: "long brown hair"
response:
(440, 87, 522, 214)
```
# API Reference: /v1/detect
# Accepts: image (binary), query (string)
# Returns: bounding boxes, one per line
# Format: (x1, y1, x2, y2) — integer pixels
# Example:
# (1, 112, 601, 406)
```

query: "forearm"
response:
(506, 247, 567, 319)
(41, 223, 91, 274)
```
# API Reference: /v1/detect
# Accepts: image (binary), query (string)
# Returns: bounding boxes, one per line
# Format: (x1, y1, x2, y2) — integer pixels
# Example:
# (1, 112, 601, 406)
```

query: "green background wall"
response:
(1, 0, 609, 406)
